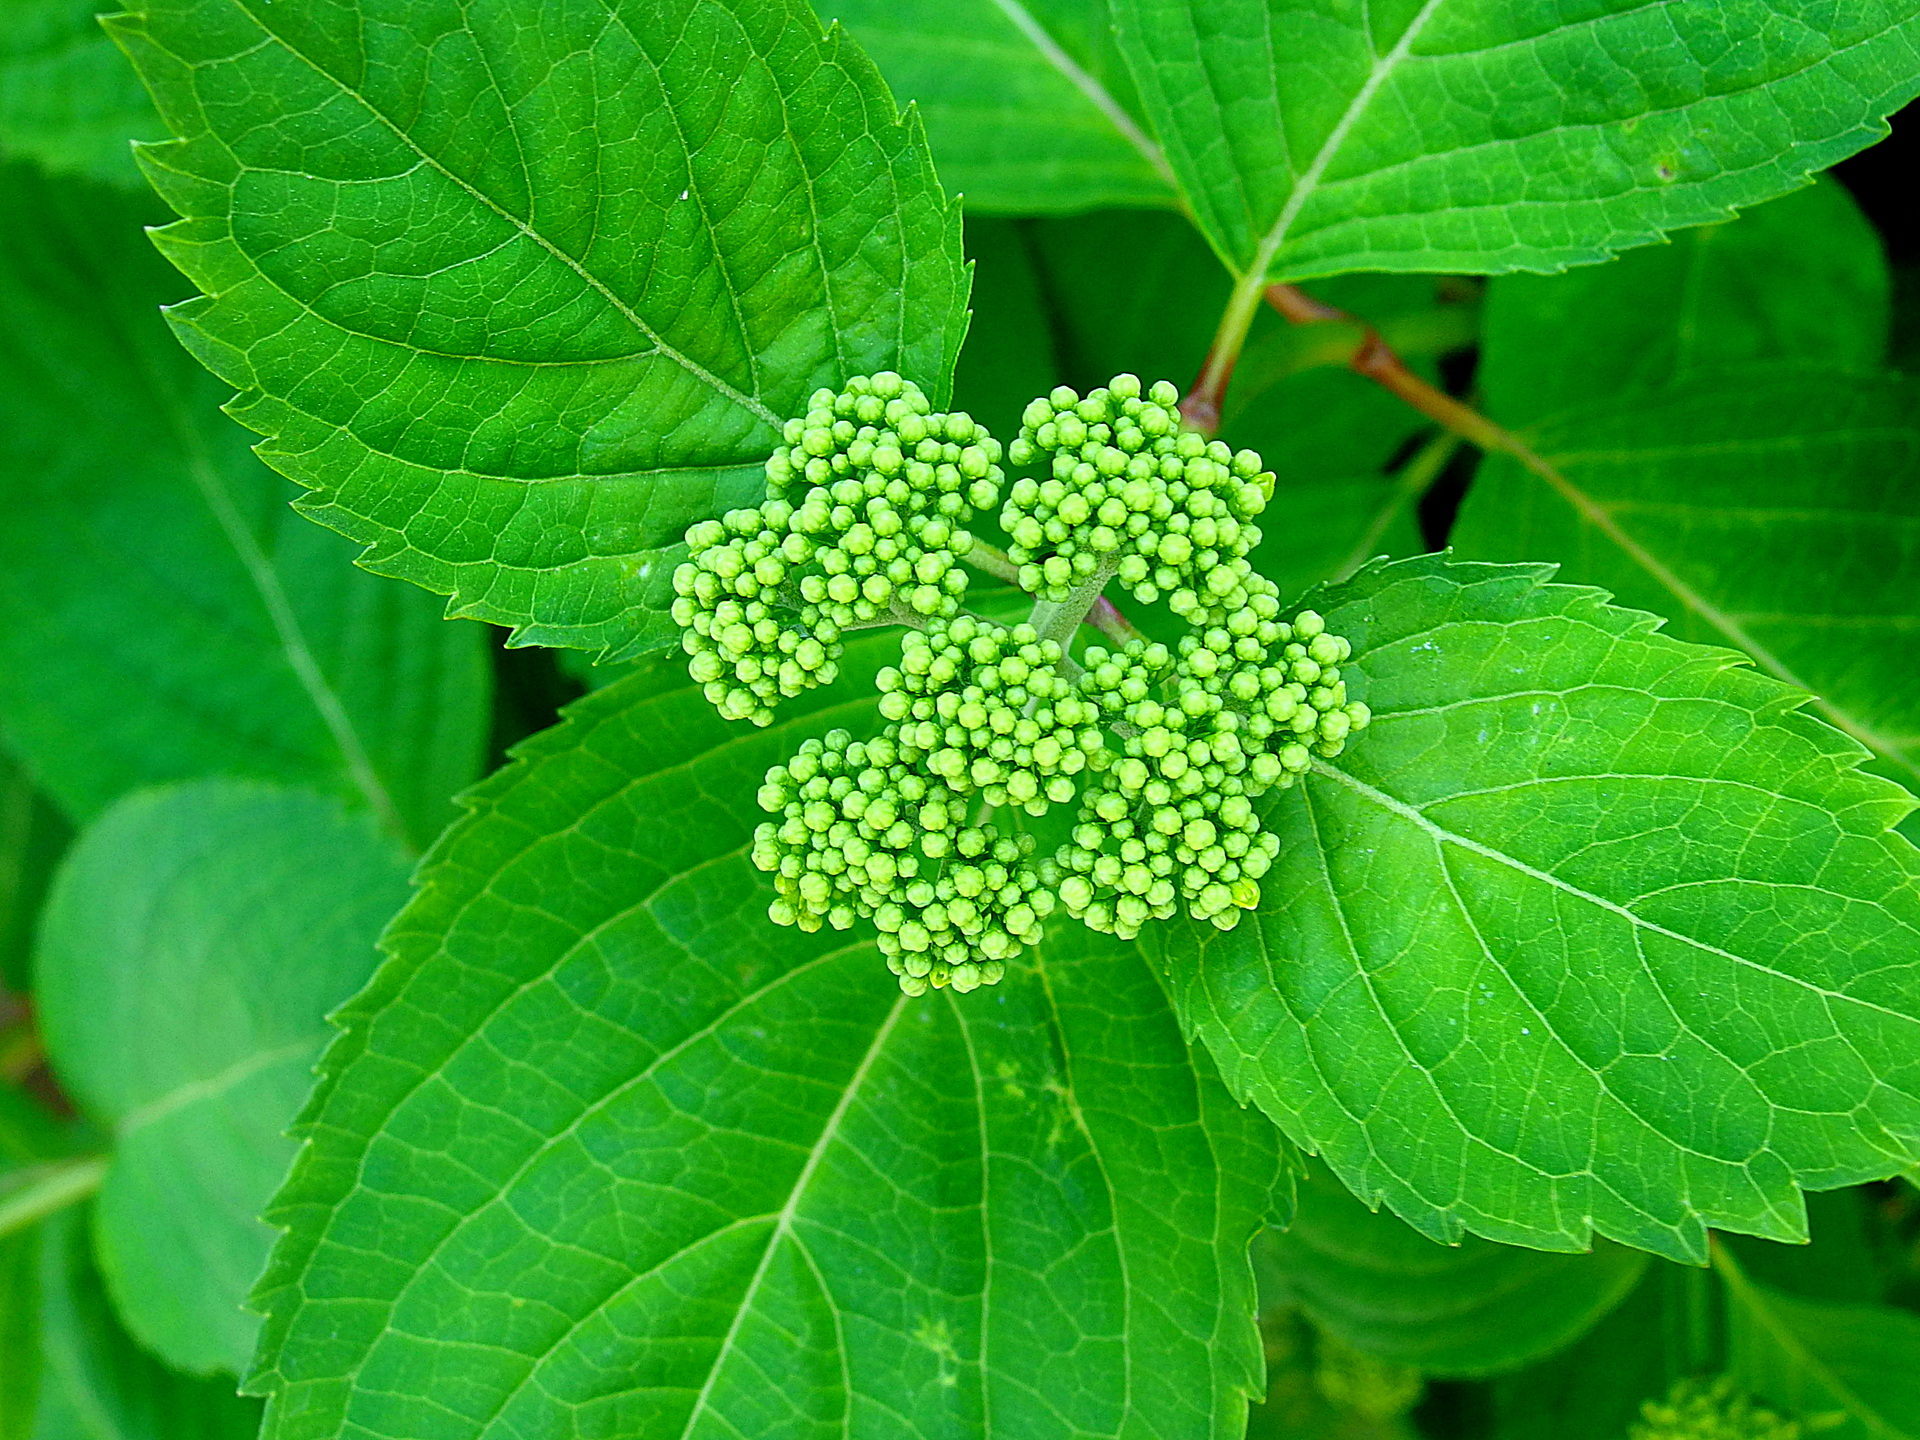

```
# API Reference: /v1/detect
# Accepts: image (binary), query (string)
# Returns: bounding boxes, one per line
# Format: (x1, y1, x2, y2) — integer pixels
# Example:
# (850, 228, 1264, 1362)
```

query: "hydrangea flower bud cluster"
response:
(1055, 606, 1371, 937)
(751, 728, 1056, 997)
(878, 616, 1107, 815)
(1002, 375, 1273, 625)
(671, 373, 1003, 725)
(679, 370, 1382, 997)
(1630, 1379, 1801, 1440)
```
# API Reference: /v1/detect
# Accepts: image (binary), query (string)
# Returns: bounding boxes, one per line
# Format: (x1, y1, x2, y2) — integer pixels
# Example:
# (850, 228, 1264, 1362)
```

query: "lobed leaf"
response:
(1107, 0, 1920, 283)
(35, 781, 412, 1376)
(114, 0, 969, 659)
(249, 632, 1283, 1440)
(821, 0, 1175, 212)
(1452, 369, 1920, 802)
(1262, 1159, 1647, 1377)
(1152, 554, 1920, 1261)
(0, 164, 489, 851)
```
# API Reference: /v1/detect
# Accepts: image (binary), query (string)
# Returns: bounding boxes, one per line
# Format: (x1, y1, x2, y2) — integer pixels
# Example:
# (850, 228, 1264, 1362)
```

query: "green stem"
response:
(964, 539, 1023, 588)
(0, 1155, 108, 1239)
(1181, 268, 1269, 436)
(1029, 563, 1119, 653)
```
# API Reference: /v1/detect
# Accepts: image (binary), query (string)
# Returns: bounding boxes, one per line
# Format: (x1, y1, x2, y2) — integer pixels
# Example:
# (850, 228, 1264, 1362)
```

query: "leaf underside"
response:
(114, 0, 969, 659)
(1109, 0, 1920, 282)
(248, 633, 1284, 1440)
(1154, 554, 1920, 1262)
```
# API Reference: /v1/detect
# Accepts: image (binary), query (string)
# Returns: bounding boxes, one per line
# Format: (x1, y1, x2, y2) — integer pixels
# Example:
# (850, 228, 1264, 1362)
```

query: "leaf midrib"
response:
(676, 995, 908, 1438)
(988, 0, 1177, 193)
(223, 0, 779, 430)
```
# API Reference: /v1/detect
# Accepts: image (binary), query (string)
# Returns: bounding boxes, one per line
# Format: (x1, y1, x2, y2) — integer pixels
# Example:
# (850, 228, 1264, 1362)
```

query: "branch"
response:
(963, 539, 1023, 588)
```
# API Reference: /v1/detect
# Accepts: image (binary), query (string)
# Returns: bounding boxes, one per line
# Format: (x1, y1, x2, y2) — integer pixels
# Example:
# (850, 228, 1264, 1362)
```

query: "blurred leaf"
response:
(1154, 555, 1920, 1261)
(0, 0, 164, 187)
(1453, 369, 1920, 802)
(1107, 0, 1920, 282)
(1029, 207, 1235, 385)
(1725, 1189, 1887, 1307)
(1480, 179, 1890, 428)
(118, 0, 969, 659)
(1263, 1160, 1647, 1377)
(821, 0, 1174, 212)
(952, 219, 1062, 448)
(36, 781, 412, 1376)
(248, 633, 1282, 1440)
(0, 1217, 33, 1440)
(1490, 1261, 1713, 1440)
(1719, 1241, 1920, 1440)
(27, 1206, 261, 1440)
(0, 750, 68, 995)
(0, 164, 491, 850)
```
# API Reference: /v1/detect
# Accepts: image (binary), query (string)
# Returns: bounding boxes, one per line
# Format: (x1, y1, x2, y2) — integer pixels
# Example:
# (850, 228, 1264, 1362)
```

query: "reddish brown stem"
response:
(1087, 596, 1147, 647)
(1262, 283, 1520, 458)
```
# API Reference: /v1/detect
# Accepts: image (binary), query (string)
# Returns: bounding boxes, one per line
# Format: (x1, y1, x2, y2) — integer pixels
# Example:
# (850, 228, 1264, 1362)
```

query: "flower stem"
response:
(0, 1155, 108, 1240)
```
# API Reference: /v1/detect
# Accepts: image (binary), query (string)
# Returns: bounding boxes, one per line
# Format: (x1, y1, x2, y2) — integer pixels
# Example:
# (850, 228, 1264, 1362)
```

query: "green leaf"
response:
(0, 0, 165, 187)
(1150, 554, 1920, 1262)
(1107, 0, 1920, 283)
(35, 780, 412, 1377)
(1262, 1159, 1647, 1377)
(249, 634, 1282, 1440)
(1724, 1189, 1886, 1307)
(951, 218, 1063, 450)
(26, 1206, 262, 1440)
(1718, 1240, 1920, 1440)
(0, 750, 69, 995)
(1451, 369, 1920, 801)
(822, 0, 1176, 212)
(115, 0, 969, 660)
(1490, 1261, 1710, 1440)
(0, 164, 490, 851)
(1478, 178, 1890, 427)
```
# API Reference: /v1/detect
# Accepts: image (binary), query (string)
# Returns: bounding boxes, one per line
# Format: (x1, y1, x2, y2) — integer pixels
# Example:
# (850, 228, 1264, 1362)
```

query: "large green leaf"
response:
(1451, 370, 1920, 801)
(0, 164, 489, 850)
(0, 0, 164, 187)
(115, 0, 969, 660)
(950, 218, 1063, 450)
(249, 634, 1283, 1440)
(1263, 1160, 1647, 1377)
(26, 1207, 262, 1440)
(1719, 1241, 1920, 1440)
(36, 781, 412, 1377)
(822, 0, 1175, 212)
(1151, 554, 1920, 1262)
(1107, 0, 1920, 283)
(1478, 179, 1889, 426)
